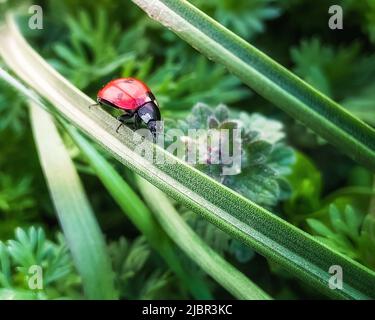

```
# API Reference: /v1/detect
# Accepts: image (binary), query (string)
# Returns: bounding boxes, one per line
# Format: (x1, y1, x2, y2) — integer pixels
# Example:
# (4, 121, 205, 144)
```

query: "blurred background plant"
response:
(0, 0, 374, 299)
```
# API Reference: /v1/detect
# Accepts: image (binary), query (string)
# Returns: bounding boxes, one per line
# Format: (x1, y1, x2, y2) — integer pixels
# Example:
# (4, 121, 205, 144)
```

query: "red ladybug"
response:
(95, 78, 161, 135)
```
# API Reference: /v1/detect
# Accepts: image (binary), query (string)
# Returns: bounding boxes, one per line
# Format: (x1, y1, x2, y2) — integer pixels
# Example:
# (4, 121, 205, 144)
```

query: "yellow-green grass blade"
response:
(29, 103, 117, 300)
(2, 64, 212, 299)
(134, 175, 271, 300)
(131, 0, 375, 171)
(67, 126, 269, 299)
(66, 126, 212, 299)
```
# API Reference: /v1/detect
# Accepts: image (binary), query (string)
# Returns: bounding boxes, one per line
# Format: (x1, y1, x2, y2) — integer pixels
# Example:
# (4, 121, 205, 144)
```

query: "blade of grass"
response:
(29, 103, 117, 300)
(0, 14, 374, 299)
(65, 126, 212, 299)
(0, 66, 211, 300)
(3, 62, 212, 299)
(134, 175, 271, 300)
(66, 125, 269, 300)
(131, 0, 375, 171)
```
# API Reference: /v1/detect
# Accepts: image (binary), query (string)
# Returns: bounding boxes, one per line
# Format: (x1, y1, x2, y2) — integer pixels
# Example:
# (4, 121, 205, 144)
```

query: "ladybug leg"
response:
(116, 113, 134, 133)
(89, 102, 100, 109)
(116, 123, 122, 133)
(134, 113, 142, 130)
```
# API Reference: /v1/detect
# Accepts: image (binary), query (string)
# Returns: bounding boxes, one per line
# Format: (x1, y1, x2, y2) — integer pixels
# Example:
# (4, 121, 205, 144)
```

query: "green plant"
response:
(1, 16, 374, 299)
(108, 236, 177, 299)
(51, 10, 134, 89)
(65, 115, 269, 299)
(190, 0, 282, 39)
(131, 0, 375, 171)
(30, 103, 117, 299)
(307, 205, 375, 270)
(123, 55, 250, 115)
(135, 175, 271, 299)
(2, 66, 267, 299)
(0, 226, 80, 299)
(166, 103, 294, 207)
(0, 174, 35, 214)
(65, 123, 212, 299)
(291, 38, 375, 126)
(0, 80, 26, 135)
(1, 0, 375, 301)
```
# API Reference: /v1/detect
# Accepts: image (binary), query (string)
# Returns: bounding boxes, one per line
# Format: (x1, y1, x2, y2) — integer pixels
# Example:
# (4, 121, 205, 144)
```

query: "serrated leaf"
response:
(68, 124, 267, 299)
(247, 140, 273, 165)
(268, 144, 295, 175)
(307, 219, 336, 238)
(226, 165, 280, 207)
(344, 206, 362, 240)
(240, 113, 285, 144)
(214, 104, 229, 122)
(329, 205, 351, 236)
(190, 102, 214, 129)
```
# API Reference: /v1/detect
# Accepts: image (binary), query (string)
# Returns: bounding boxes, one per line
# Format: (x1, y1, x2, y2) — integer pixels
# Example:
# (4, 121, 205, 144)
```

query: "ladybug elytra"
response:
(95, 78, 161, 136)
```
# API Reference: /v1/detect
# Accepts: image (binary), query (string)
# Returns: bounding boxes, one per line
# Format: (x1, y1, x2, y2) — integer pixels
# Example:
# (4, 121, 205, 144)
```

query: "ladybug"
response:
(94, 78, 161, 136)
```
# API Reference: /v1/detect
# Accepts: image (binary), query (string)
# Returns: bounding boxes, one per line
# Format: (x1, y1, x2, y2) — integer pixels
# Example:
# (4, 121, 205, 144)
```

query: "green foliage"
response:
(0, 81, 26, 135)
(292, 38, 353, 97)
(307, 205, 375, 270)
(0, 174, 34, 214)
(0, 227, 80, 299)
(123, 55, 250, 114)
(165, 103, 294, 266)
(0, 226, 186, 300)
(0, 174, 37, 240)
(284, 152, 322, 218)
(190, 0, 282, 39)
(343, 0, 375, 44)
(343, 85, 375, 127)
(291, 38, 375, 126)
(167, 103, 295, 207)
(51, 10, 135, 89)
(1, 0, 375, 300)
(108, 236, 177, 299)
(134, 0, 375, 171)
(50, 7, 250, 114)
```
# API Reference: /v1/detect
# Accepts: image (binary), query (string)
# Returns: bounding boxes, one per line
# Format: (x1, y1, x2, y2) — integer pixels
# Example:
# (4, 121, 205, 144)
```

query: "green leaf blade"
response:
(29, 104, 117, 300)
(131, 0, 375, 170)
